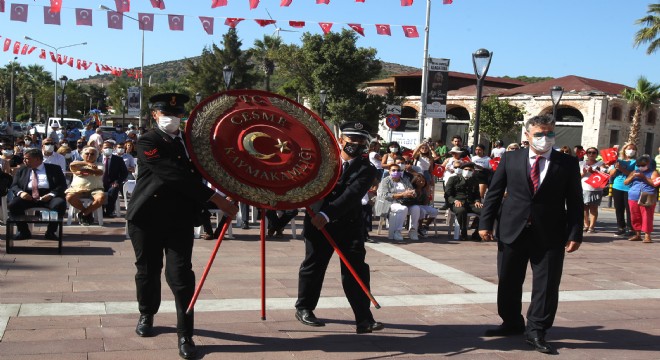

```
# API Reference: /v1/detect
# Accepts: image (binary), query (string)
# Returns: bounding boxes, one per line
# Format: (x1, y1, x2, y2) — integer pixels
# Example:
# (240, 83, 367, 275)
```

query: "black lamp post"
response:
(9, 57, 17, 122)
(550, 86, 564, 121)
(223, 65, 234, 90)
(121, 97, 126, 125)
(59, 75, 68, 123)
(471, 48, 493, 150)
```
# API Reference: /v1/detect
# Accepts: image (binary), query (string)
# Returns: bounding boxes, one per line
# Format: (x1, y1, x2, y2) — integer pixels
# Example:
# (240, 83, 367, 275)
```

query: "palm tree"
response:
(250, 35, 282, 91)
(623, 76, 660, 146)
(634, 3, 660, 55)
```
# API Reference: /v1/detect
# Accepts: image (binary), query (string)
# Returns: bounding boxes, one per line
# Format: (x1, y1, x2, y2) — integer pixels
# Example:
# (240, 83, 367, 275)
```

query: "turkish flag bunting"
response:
(39, 49, 46, 59)
(319, 22, 333, 34)
(600, 147, 618, 165)
(280, 0, 292, 6)
(49, 51, 56, 62)
(316, 0, 330, 3)
(432, 165, 445, 178)
(211, 0, 227, 8)
(10, 4, 28, 22)
(375, 24, 391, 35)
(249, 0, 260, 9)
(82, 60, 92, 70)
(95, 63, 100, 72)
(107, 11, 123, 29)
(20, 44, 35, 55)
(50, 0, 62, 13)
(168, 15, 184, 31)
(12, 41, 20, 54)
(586, 171, 610, 189)
(255, 19, 276, 27)
(76, 59, 82, 70)
(489, 157, 501, 171)
(115, 0, 130, 12)
(76, 8, 93, 26)
(224, 18, 244, 28)
(348, 24, 365, 36)
(67, 57, 74, 67)
(44, 7, 61, 25)
(150, 0, 165, 9)
(3, 38, 10, 52)
(139, 13, 155, 31)
(0, 0, 4, 13)
(199, 16, 214, 35)
(356, 0, 365, 2)
(443, 0, 453, 3)
(289, 20, 305, 28)
(401, 0, 413, 5)
(402, 25, 419, 38)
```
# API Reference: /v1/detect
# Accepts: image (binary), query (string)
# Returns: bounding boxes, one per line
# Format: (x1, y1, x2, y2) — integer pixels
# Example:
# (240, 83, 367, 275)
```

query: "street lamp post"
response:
(550, 85, 564, 121)
(471, 48, 493, 150)
(9, 57, 17, 123)
(59, 76, 68, 123)
(24, 36, 86, 120)
(100, 5, 145, 128)
(223, 65, 234, 90)
(121, 97, 127, 126)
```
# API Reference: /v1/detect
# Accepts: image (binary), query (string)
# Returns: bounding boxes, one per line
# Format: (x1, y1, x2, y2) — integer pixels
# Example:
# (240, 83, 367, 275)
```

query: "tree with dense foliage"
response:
(622, 76, 660, 146)
(634, 3, 660, 55)
(272, 29, 383, 128)
(249, 35, 282, 92)
(475, 96, 525, 145)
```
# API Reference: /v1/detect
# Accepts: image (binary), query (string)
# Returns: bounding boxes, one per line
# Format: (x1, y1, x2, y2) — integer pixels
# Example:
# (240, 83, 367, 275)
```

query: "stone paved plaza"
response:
(1, 194, 660, 359)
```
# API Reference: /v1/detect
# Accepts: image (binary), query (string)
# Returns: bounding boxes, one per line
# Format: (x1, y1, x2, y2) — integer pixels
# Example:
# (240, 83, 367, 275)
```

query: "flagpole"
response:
(417, 0, 432, 145)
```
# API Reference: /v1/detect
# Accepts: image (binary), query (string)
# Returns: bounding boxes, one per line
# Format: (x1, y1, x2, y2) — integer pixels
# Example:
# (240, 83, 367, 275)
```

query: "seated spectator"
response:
(57, 143, 73, 168)
(100, 141, 129, 217)
(400, 158, 422, 181)
(23, 135, 39, 149)
(71, 139, 87, 161)
(88, 127, 104, 151)
(362, 178, 379, 242)
(42, 138, 67, 174)
(445, 162, 483, 241)
(65, 147, 106, 226)
(381, 141, 402, 177)
(410, 174, 439, 238)
(0, 141, 21, 175)
(125, 140, 138, 157)
(48, 123, 64, 143)
(412, 142, 438, 184)
(266, 209, 299, 238)
(368, 141, 384, 179)
(375, 163, 421, 241)
(442, 147, 464, 177)
(8, 148, 67, 240)
(506, 143, 520, 151)
(116, 142, 136, 179)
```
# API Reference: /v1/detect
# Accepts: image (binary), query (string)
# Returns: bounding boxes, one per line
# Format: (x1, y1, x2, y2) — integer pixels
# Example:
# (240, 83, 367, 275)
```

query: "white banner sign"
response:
(426, 57, 450, 119)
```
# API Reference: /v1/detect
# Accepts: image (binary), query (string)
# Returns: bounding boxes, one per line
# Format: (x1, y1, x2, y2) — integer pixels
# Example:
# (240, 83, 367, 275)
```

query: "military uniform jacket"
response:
(305, 156, 377, 238)
(445, 175, 480, 204)
(126, 128, 214, 225)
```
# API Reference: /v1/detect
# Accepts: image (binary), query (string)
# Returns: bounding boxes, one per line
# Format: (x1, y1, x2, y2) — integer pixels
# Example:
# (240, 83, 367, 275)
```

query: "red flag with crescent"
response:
(432, 165, 445, 178)
(586, 171, 609, 189)
(289, 20, 305, 28)
(199, 16, 214, 35)
(601, 147, 618, 165)
(281, 0, 292, 5)
(76, 8, 93, 26)
(150, 0, 165, 9)
(139, 13, 154, 31)
(10, 4, 28, 22)
(50, 0, 62, 13)
(348, 24, 365, 36)
(375, 24, 391, 35)
(169, 14, 184, 31)
(402, 149, 414, 158)
(212, 0, 227, 7)
(115, 0, 130, 12)
(3, 38, 10, 52)
(255, 19, 276, 27)
(39, 49, 46, 59)
(107, 11, 123, 29)
(489, 157, 501, 171)
(402, 25, 420, 38)
(44, 7, 61, 25)
(319, 22, 333, 34)
(12, 41, 20, 54)
(225, 18, 244, 28)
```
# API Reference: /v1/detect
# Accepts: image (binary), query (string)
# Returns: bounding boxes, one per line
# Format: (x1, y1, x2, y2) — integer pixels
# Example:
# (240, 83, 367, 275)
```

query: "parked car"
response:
(98, 126, 116, 141)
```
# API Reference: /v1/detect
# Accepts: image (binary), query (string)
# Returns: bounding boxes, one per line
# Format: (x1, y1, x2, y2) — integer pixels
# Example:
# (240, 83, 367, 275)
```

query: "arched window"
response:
(647, 110, 657, 125)
(401, 106, 418, 119)
(446, 106, 470, 120)
(611, 106, 621, 121)
(556, 107, 584, 122)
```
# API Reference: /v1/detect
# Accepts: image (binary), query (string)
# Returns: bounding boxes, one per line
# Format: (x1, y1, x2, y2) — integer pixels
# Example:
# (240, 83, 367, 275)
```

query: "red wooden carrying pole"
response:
(260, 208, 266, 320)
(305, 207, 381, 309)
(186, 218, 232, 314)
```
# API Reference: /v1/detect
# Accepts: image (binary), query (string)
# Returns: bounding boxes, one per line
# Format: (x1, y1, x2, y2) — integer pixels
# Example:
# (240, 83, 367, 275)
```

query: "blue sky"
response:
(0, 0, 658, 87)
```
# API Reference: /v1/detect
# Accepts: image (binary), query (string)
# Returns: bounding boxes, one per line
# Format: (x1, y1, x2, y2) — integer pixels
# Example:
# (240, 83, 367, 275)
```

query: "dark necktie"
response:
(342, 161, 349, 175)
(174, 136, 187, 158)
(31, 168, 39, 199)
(103, 157, 110, 184)
(530, 156, 543, 193)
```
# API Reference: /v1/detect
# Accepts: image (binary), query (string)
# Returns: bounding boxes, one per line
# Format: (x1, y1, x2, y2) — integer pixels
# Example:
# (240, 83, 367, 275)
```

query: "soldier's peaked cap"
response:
(149, 93, 190, 114)
(340, 121, 372, 138)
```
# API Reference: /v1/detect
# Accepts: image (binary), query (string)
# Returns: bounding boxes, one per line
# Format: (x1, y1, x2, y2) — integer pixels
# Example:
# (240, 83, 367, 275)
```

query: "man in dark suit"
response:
(127, 93, 238, 359)
(479, 115, 583, 354)
(9, 148, 67, 240)
(295, 121, 382, 334)
(100, 140, 128, 217)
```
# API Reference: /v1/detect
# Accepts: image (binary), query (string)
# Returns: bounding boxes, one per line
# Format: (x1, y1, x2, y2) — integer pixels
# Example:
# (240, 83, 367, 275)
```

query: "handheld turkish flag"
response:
(76, 8, 93, 26)
(601, 147, 618, 165)
(319, 22, 333, 34)
(586, 171, 610, 189)
(10, 4, 28, 22)
(461, 156, 471, 163)
(576, 148, 586, 160)
(50, 0, 62, 13)
(376, 24, 391, 36)
(168, 14, 184, 31)
(44, 7, 61, 25)
(199, 16, 214, 35)
(150, 0, 165, 9)
(402, 25, 420, 38)
(432, 165, 445, 178)
(107, 11, 123, 29)
(139, 13, 154, 31)
(348, 24, 365, 36)
(489, 157, 501, 171)
(115, 0, 130, 12)
(402, 149, 414, 158)
(653, 177, 660, 187)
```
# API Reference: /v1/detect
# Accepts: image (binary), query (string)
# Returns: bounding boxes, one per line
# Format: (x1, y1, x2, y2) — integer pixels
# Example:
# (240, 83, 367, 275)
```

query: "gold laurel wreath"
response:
(189, 94, 339, 208)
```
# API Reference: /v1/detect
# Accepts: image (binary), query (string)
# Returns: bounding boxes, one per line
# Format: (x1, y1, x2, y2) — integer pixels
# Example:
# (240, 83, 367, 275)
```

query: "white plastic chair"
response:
(0, 195, 7, 223)
(194, 208, 234, 239)
(67, 198, 104, 226)
(447, 210, 478, 240)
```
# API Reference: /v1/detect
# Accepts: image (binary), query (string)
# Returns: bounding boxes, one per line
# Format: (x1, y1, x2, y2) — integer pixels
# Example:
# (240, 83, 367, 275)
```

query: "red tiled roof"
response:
(498, 75, 631, 96)
(388, 70, 528, 86)
(448, 85, 504, 97)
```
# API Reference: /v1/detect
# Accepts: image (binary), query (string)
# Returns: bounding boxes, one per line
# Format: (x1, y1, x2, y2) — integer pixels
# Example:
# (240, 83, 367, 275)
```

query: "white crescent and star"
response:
(202, 20, 211, 29)
(141, 15, 152, 25)
(243, 132, 289, 160)
(15, 5, 25, 15)
(111, 14, 121, 24)
(79, 10, 89, 19)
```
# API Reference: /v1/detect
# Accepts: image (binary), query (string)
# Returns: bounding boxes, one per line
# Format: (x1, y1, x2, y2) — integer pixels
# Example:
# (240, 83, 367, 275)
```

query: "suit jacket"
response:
(478, 148, 583, 247)
(10, 163, 67, 199)
(102, 154, 129, 189)
(305, 156, 377, 239)
(126, 128, 214, 225)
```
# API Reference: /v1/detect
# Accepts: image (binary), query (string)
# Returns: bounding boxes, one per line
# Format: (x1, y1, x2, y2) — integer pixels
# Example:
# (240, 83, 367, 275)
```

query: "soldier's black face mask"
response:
(343, 141, 367, 158)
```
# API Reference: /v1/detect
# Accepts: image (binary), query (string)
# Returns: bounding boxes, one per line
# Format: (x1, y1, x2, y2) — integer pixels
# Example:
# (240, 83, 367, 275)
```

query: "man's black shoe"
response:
(356, 320, 385, 334)
(295, 309, 325, 327)
(135, 314, 154, 337)
(44, 232, 58, 240)
(14, 231, 31, 240)
(526, 336, 554, 354)
(241, 223, 250, 230)
(614, 228, 626, 236)
(178, 336, 197, 359)
(484, 324, 525, 337)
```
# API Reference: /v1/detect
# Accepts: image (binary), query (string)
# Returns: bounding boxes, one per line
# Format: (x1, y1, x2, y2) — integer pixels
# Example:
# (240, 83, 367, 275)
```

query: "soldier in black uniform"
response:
(127, 93, 238, 359)
(295, 121, 383, 334)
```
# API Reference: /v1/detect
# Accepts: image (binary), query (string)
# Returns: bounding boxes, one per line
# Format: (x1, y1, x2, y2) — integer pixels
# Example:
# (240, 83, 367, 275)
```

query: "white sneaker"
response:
(409, 229, 419, 241)
(393, 231, 404, 241)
